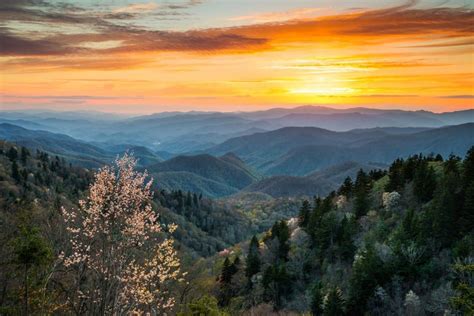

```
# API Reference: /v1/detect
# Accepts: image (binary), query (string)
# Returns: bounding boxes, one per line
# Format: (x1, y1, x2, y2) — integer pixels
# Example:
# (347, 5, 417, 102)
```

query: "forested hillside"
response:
(0, 141, 300, 314)
(194, 149, 474, 315)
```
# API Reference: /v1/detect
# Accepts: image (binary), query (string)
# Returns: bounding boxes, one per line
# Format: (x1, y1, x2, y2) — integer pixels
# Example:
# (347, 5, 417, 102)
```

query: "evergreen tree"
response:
(336, 216, 356, 260)
(431, 160, 463, 246)
(298, 200, 311, 227)
(193, 192, 199, 208)
(413, 160, 436, 203)
(347, 245, 387, 315)
(338, 176, 353, 197)
(323, 287, 345, 316)
(460, 183, 474, 234)
(262, 264, 291, 309)
(7, 147, 18, 161)
(462, 147, 474, 186)
(219, 257, 239, 306)
(245, 236, 261, 281)
(460, 147, 474, 233)
(11, 160, 20, 182)
(310, 282, 323, 315)
(354, 169, 371, 218)
(271, 220, 290, 261)
(386, 158, 405, 191)
(13, 225, 52, 316)
(20, 147, 30, 164)
(186, 191, 193, 208)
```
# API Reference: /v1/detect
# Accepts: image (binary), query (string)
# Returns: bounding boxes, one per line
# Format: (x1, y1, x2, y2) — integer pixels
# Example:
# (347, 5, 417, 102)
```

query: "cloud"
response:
(438, 95, 474, 99)
(113, 2, 159, 14)
(1, 0, 472, 70)
(229, 8, 324, 23)
(0, 29, 79, 55)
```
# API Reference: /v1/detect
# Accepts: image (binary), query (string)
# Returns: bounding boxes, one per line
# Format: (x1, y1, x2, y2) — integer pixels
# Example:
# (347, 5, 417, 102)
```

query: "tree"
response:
(323, 287, 345, 316)
(218, 257, 239, 306)
(338, 176, 353, 197)
(310, 282, 323, 315)
(11, 160, 20, 182)
(460, 147, 474, 234)
(13, 225, 52, 316)
(7, 147, 18, 161)
(336, 216, 356, 260)
(430, 159, 463, 246)
(61, 154, 182, 315)
(354, 169, 371, 218)
(413, 161, 436, 203)
(386, 158, 404, 192)
(20, 147, 30, 164)
(450, 258, 474, 315)
(245, 236, 261, 282)
(183, 295, 228, 316)
(262, 264, 291, 309)
(298, 200, 311, 227)
(271, 220, 290, 262)
(347, 245, 387, 315)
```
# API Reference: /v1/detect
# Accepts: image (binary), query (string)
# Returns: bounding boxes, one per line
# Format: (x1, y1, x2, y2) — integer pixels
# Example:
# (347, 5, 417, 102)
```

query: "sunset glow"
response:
(1, 0, 473, 113)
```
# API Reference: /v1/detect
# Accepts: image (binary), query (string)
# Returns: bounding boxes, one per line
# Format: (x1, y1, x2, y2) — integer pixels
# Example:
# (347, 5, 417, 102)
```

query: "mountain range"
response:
(1, 106, 473, 197)
(2, 106, 473, 154)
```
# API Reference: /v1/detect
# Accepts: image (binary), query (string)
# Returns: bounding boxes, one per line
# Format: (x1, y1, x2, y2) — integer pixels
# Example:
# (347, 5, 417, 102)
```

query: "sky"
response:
(0, 0, 473, 114)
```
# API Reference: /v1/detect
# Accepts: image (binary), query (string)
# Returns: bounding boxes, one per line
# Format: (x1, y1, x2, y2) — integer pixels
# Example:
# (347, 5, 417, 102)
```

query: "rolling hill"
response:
(0, 123, 163, 168)
(208, 124, 474, 176)
(147, 153, 261, 197)
(244, 161, 386, 197)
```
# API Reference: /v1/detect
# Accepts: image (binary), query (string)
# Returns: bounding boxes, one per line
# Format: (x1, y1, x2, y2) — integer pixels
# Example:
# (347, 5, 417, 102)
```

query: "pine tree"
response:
(413, 161, 436, 203)
(7, 147, 18, 161)
(193, 192, 199, 208)
(298, 200, 311, 227)
(347, 245, 387, 315)
(245, 236, 261, 280)
(386, 158, 404, 191)
(354, 169, 371, 218)
(310, 282, 323, 315)
(20, 147, 30, 164)
(12, 160, 20, 182)
(13, 225, 52, 316)
(338, 176, 353, 197)
(323, 287, 345, 316)
(219, 257, 239, 306)
(271, 220, 290, 261)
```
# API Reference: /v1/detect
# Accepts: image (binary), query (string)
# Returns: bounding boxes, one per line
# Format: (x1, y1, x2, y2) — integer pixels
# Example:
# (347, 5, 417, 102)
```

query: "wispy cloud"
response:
(229, 8, 324, 23)
(1, 0, 472, 62)
(113, 2, 159, 14)
(438, 95, 474, 99)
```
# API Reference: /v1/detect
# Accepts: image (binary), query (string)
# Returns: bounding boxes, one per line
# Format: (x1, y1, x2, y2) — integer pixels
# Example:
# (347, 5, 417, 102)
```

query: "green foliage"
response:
(270, 220, 290, 262)
(338, 176, 353, 197)
(245, 236, 261, 281)
(310, 282, 323, 315)
(413, 160, 436, 203)
(450, 259, 474, 315)
(182, 295, 229, 316)
(354, 169, 371, 218)
(323, 287, 345, 316)
(13, 225, 52, 268)
(262, 264, 292, 309)
(299, 200, 311, 227)
(347, 245, 388, 315)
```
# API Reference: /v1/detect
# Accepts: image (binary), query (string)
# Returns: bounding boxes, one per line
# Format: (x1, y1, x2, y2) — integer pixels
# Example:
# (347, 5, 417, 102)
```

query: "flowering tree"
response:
(61, 154, 182, 315)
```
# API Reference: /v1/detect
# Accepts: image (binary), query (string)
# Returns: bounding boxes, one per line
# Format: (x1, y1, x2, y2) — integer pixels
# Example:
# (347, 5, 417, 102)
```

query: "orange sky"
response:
(0, 0, 473, 113)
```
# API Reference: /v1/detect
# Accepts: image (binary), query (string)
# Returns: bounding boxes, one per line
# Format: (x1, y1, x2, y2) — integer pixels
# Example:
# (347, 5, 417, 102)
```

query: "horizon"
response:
(1, 104, 473, 116)
(1, 0, 473, 113)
